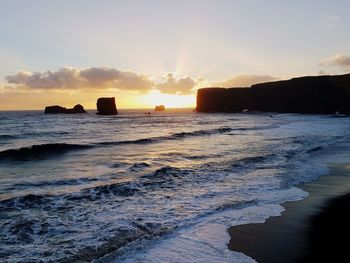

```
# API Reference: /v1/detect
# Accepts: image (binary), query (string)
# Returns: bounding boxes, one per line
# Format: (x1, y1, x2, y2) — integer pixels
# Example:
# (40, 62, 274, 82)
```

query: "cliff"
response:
(196, 73, 350, 114)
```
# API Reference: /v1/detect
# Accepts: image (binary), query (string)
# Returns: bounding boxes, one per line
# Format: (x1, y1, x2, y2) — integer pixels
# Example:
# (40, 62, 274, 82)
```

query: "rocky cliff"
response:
(196, 73, 350, 114)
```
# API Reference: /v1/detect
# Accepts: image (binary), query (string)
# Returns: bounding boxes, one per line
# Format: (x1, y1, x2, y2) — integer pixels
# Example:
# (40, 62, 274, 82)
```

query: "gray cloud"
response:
(156, 73, 196, 95)
(80, 67, 121, 84)
(213, 75, 278, 88)
(5, 67, 279, 95)
(6, 67, 154, 91)
(7, 68, 81, 89)
(320, 54, 350, 69)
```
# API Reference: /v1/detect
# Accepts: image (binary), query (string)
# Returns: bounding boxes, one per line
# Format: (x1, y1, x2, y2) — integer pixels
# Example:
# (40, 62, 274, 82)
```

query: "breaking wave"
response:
(0, 134, 17, 139)
(0, 143, 92, 161)
(97, 127, 234, 146)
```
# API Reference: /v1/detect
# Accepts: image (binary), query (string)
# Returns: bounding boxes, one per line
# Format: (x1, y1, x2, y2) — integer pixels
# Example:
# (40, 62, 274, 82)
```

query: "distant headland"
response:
(196, 73, 350, 114)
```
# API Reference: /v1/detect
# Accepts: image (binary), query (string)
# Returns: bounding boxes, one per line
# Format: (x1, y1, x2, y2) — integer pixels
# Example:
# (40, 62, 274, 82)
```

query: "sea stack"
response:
(96, 97, 118, 115)
(45, 104, 87, 114)
(154, 105, 165, 111)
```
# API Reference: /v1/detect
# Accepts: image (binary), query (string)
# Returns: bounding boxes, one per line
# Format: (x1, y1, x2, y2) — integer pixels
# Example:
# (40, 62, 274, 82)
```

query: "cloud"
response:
(80, 67, 154, 90)
(6, 68, 81, 89)
(6, 67, 154, 91)
(213, 75, 278, 88)
(320, 54, 350, 69)
(0, 84, 6, 94)
(5, 67, 277, 95)
(156, 73, 196, 95)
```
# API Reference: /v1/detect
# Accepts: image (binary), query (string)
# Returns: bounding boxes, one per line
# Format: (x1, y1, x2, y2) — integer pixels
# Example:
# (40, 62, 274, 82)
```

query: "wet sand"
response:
(228, 164, 350, 263)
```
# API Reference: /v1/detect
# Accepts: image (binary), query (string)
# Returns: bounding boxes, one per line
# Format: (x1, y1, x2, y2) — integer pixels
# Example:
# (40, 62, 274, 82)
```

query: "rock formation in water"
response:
(196, 73, 350, 114)
(96, 97, 118, 115)
(154, 105, 165, 111)
(45, 104, 87, 114)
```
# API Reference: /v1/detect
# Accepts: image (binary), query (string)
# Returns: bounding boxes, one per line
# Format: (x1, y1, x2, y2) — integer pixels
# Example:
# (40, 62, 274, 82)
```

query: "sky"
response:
(1, 0, 350, 110)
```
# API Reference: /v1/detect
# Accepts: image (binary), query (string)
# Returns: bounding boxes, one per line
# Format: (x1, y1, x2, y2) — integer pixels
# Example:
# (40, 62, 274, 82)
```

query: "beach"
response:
(228, 163, 350, 262)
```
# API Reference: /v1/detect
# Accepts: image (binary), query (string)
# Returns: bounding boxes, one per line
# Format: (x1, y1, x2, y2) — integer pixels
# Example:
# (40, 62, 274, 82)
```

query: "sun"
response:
(140, 90, 196, 108)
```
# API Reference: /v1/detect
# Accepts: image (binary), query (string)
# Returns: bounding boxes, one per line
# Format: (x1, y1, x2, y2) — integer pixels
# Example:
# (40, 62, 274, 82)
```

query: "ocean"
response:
(1, 109, 350, 262)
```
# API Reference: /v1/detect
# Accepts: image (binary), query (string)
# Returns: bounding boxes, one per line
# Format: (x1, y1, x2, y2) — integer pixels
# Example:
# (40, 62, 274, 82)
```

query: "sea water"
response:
(1, 109, 350, 262)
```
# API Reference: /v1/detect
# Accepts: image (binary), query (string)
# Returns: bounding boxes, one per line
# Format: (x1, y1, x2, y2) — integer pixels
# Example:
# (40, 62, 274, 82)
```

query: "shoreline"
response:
(228, 163, 350, 262)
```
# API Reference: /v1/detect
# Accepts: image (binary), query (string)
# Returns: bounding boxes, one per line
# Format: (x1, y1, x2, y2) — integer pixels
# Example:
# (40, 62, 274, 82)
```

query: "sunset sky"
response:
(1, 0, 350, 110)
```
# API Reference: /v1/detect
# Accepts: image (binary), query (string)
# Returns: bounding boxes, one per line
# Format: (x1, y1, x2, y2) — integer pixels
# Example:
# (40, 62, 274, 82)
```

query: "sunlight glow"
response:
(139, 91, 196, 108)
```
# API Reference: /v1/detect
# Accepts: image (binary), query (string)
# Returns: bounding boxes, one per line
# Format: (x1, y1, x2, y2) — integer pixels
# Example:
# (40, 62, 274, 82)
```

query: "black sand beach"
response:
(228, 164, 350, 263)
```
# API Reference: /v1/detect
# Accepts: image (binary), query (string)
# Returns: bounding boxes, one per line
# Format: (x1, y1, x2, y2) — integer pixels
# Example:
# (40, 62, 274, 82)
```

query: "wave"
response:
(0, 150, 307, 263)
(0, 182, 140, 211)
(6, 177, 100, 191)
(0, 126, 273, 162)
(76, 166, 189, 200)
(306, 146, 324, 153)
(0, 134, 17, 139)
(49, 220, 171, 263)
(0, 165, 189, 208)
(1, 132, 71, 140)
(229, 154, 277, 168)
(85, 181, 141, 198)
(97, 127, 234, 146)
(21, 131, 71, 137)
(160, 152, 209, 160)
(129, 162, 151, 171)
(110, 161, 129, 168)
(0, 193, 48, 211)
(0, 143, 93, 161)
(143, 166, 187, 181)
(137, 166, 193, 191)
(0, 194, 171, 262)
(201, 153, 278, 172)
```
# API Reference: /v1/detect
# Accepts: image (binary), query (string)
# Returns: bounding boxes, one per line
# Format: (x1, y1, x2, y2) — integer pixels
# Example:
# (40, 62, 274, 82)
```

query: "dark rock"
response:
(196, 73, 350, 114)
(154, 105, 165, 111)
(44, 104, 87, 114)
(44, 105, 66, 114)
(70, 104, 86, 113)
(96, 97, 118, 115)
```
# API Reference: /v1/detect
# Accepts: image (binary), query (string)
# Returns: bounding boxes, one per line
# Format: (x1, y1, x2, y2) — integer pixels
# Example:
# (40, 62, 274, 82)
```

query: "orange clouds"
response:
(6, 67, 154, 92)
(5, 67, 201, 96)
(320, 54, 350, 69)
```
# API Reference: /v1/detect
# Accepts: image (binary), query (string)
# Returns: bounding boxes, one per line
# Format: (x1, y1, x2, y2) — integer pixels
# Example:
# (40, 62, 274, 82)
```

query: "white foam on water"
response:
(3, 113, 350, 262)
(106, 187, 307, 263)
